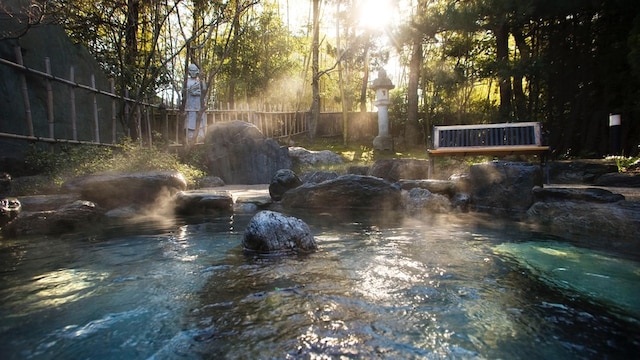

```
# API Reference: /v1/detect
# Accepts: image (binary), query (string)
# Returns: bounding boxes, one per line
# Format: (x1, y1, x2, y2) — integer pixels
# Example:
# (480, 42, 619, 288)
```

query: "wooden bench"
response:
(427, 121, 549, 180)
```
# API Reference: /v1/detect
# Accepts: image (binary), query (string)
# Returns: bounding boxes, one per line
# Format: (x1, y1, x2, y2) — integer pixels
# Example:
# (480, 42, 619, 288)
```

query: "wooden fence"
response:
(0, 46, 376, 150)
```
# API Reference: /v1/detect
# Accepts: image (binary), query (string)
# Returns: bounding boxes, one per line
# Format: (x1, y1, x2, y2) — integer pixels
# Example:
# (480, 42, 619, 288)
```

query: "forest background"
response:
(4, 0, 640, 158)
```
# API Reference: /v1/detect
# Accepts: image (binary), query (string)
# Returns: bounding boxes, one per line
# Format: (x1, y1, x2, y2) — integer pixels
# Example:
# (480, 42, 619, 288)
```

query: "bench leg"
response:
(541, 154, 549, 185)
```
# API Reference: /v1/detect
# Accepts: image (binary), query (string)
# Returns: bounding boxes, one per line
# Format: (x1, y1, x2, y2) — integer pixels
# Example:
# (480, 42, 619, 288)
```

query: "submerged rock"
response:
(242, 210, 316, 255)
(493, 241, 640, 319)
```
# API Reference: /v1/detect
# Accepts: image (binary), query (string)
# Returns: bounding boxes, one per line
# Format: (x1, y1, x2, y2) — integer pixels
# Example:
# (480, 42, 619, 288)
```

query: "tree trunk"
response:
(495, 22, 512, 121)
(359, 42, 369, 112)
(512, 27, 529, 121)
(310, 0, 320, 139)
(228, 2, 241, 106)
(125, 0, 140, 139)
(406, 36, 422, 146)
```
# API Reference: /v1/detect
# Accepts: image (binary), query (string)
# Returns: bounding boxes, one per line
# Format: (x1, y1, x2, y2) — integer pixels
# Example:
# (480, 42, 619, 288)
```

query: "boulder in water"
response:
(242, 210, 316, 255)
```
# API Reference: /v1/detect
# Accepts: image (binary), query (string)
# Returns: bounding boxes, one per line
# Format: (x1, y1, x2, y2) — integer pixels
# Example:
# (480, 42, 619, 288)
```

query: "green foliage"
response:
(389, 88, 408, 137)
(606, 155, 640, 173)
(24, 139, 206, 186)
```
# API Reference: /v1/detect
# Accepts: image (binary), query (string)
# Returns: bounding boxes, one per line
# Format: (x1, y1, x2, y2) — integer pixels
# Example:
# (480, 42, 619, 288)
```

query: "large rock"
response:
(281, 174, 402, 210)
(242, 210, 317, 255)
(62, 171, 187, 210)
(300, 171, 339, 184)
(548, 160, 618, 184)
(368, 158, 429, 182)
(288, 147, 343, 168)
(469, 161, 543, 214)
(594, 172, 640, 187)
(204, 121, 291, 184)
(2, 200, 105, 237)
(527, 199, 640, 252)
(15, 194, 80, 212)
(398, 179, 457, 197)
(173, 190, 234, 215)
(269, 169, 302, 201)
(402, 188, 451, 215)
(532, 187, 625, 203)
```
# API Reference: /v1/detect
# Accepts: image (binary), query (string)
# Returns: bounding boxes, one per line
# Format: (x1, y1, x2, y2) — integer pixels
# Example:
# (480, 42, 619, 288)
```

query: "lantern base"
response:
(373, 135, 393, 151)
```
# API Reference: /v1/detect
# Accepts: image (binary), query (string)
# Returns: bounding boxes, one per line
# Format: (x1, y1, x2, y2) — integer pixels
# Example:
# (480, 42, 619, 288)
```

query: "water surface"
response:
(0, 212, 638, 359)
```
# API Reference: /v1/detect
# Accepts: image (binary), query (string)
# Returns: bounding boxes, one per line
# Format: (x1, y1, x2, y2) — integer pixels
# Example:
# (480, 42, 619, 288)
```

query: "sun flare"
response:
(357, 0, 394, 30)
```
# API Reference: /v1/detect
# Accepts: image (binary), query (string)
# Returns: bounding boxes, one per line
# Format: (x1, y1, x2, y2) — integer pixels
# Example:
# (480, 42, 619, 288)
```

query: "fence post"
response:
(136, 104, 142, 145)
(91, 74, 100, 143)
(124, 88, 130, 138)
(145, 104, 152, 148)
(44, 57, 55, 141)
(15, 46, 34, 137)
(110, 78, 117, 144)
(163, 102, 169, 142)
(70, 66, 77, 140)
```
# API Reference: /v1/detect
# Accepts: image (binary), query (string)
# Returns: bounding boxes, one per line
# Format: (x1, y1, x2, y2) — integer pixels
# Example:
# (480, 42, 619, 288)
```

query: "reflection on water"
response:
(0, 212, 638, 359)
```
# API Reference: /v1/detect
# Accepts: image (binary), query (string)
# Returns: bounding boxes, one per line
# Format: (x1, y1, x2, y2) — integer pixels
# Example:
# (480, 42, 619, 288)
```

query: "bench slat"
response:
(428, 145, 549, 157)
(433, 122, 543, 149)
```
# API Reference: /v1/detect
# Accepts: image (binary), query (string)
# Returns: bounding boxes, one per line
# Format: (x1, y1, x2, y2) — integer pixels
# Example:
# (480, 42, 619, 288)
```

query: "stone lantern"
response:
(371, 68, 395, 151)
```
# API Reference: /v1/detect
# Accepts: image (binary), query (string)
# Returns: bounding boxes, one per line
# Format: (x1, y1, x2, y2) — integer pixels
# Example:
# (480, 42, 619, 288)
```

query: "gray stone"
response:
(105, 206, 140, 219)
(2, 200, 105, 237)
(403, 188, 451, 215)
(204, 121, 291, 184)
(532, 187, 625, 203)
(347, 165, 370, 175)
(300, 171, 339, 184)
(527, 200, 640, 249)
(281, 174, 402, 210)
(548, 160, 618, 184)
(197, 176, 226, 188)
(242, 210, 317, 255)
(594, 172, 640, 188)
(469, 161, 542, 214)
(451, 193, 471, 212)
(17, 194, 81, 212)
(269, 169, 302, 201)
(288, 147, 343, 167)
(62, 171, 187, 210)
(398, 179, 457, 197)
(173, 190, 234, 215)
(369, 158, 429, 182)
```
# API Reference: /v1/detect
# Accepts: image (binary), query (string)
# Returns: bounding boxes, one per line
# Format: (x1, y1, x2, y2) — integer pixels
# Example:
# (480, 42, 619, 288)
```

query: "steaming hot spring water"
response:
(0, 208, 638, 359)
